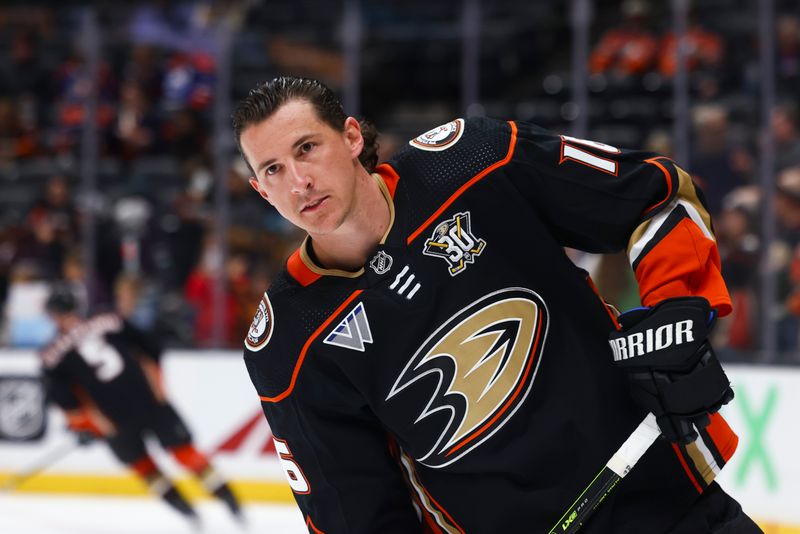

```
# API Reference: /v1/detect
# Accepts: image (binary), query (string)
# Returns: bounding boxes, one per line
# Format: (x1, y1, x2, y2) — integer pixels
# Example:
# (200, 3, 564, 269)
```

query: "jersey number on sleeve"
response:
(77, 335, 125, 382)
(274, 437, 311, 494)
(559, 135, 620, 176)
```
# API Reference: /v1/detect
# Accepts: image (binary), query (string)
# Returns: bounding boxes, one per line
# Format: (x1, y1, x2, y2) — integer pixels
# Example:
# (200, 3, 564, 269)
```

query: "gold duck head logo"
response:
(386, 287, 549, 468)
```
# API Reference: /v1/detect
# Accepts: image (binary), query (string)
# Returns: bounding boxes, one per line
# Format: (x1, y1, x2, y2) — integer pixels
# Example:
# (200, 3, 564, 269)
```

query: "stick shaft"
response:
(0, 440, 81, 492)
(549, 413, 660, 534)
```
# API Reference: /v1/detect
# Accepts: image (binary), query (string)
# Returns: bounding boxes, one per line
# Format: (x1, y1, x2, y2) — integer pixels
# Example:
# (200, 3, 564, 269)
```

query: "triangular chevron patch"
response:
(324, 302, 373, 352)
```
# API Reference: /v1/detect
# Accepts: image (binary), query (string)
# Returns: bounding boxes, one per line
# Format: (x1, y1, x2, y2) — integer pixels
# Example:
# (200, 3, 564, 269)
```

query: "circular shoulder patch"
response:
(245, 292, 274, 351)
(409, 119, 465, 151)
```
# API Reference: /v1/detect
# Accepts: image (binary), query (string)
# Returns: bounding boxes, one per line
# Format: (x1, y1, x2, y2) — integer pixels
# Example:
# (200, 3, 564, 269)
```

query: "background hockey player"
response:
(234, 76, 761, 533)
(40, 284, 243, 526)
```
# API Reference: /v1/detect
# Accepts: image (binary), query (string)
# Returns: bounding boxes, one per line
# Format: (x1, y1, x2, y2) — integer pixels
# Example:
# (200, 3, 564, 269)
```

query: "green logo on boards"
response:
(733, 384, 778, 491)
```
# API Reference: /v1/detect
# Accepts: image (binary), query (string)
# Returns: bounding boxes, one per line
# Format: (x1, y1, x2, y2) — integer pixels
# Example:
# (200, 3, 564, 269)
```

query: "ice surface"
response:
(0, 493, 307, 534)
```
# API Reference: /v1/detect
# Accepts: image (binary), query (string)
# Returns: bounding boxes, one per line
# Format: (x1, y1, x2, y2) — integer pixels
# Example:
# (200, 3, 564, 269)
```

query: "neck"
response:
(58, 314, 81, 332)
(309, 169, 390, 271)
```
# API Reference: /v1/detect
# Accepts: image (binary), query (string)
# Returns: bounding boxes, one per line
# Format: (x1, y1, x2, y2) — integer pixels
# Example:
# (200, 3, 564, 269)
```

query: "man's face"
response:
(47, 311, 77, 333)
(240, 99, 364, 237)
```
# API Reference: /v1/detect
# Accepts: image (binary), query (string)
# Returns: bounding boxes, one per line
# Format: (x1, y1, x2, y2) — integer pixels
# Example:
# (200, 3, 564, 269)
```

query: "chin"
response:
(305, 214, 346, 237)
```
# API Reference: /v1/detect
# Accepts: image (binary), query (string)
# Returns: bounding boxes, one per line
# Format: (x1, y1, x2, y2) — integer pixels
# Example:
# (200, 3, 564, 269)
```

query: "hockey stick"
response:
(548, 412, 661, 534)
(0, 439, 82, 492)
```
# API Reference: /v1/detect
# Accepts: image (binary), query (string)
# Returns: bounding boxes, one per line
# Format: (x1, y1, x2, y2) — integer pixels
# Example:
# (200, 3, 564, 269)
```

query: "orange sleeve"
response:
(634, 218, 732, 316)
(629, 161, 732, 317)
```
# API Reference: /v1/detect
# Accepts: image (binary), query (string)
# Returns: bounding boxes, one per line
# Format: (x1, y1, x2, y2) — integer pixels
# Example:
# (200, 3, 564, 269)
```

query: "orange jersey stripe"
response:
(287, 249, 322, 287)
(634, 218, 732, 316)
(407, 121, 519, 244)
(420, 484, 465, 534)
(671, 442, 704, 494)
(705, 412, 739, 463)
(259, 290, 364, 403)
(375, 163, 401, 199)
(586, 275, 621, 330)
(642, 157, 675, 217)
(306, 516, 325, 534)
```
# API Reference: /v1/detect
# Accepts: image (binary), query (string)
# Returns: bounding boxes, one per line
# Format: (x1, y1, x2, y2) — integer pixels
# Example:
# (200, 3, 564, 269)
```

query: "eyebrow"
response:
(255, 134, 316, 173)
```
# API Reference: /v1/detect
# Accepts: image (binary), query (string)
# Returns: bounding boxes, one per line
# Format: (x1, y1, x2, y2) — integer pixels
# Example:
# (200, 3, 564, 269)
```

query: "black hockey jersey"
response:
(244, 118, 737, 533)
(40, 313, 164, 426)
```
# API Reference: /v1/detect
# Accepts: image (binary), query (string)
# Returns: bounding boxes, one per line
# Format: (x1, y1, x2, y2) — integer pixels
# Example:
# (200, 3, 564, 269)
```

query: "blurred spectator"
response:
(121, 44, 164, 103)
(62, 247, 111, 312)
(26, 174, 79, 245)
(689, 104, 749, 217)
(266, 36, 344, 87)
(162, 52, 215, 112)
(114, 272, 157, 331)
(161, 158, 212, 290)
(0, 96, 39, 163)
(589, 0, 657, 79)
(776, 14, 800, 98)
(643, 128, 673, 158)
(0, 29, 49, 102)
(227, 158, 296, 257)
(0, 28, 49, 142)
(658, 15, 724, 79)
(776, 167, 800, 353)
(183, 237, 251, 347)
(11, 174, 80, 281)
(161, 109, 208, 161)
(772, 104, 800, 171)
(52, 49, 117, 155)
(1, 263, 55, 347)
(110, 81, 161, 160)
(714, 187, 760, 354)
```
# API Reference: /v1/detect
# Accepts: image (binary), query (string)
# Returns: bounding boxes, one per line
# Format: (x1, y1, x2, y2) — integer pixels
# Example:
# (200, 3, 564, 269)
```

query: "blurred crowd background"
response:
(0, 0, 798, 362)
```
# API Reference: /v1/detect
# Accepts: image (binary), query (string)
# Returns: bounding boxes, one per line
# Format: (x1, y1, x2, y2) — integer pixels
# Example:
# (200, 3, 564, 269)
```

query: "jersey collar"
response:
(286, 169, 398, 286)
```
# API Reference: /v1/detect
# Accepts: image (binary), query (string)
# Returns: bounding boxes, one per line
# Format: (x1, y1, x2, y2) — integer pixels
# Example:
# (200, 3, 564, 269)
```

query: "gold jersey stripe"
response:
(626, 162, 713, 263)
(0, 471, 294, 503)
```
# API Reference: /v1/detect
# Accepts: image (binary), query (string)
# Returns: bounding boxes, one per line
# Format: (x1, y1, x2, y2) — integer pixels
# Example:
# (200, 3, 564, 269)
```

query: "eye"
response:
(265, 164, 280, 176)
(299, 142, 315, 154)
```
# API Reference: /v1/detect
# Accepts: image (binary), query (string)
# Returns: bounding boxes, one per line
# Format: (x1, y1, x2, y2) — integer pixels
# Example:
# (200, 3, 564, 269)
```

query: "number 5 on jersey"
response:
(274, 437, 311, 494)
(560, 135, 620, 176)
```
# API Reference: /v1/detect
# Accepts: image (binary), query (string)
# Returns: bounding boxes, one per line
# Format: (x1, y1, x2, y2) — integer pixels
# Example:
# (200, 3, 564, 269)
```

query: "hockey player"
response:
(235, 77, 761, 533)
(40, 285, 243, 526)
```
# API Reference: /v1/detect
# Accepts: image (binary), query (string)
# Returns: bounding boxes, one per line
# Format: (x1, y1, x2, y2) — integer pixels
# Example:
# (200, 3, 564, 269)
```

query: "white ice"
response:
(0, 493, 307, 534)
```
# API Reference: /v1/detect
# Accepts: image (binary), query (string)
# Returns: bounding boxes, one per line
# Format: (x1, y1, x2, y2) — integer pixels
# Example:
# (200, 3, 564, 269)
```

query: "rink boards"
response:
(0, 350, 293, 504)
(1, 351, 799, 531)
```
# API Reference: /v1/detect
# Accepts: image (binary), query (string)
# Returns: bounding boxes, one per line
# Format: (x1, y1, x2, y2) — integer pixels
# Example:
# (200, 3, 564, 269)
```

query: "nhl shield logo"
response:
(423, 211, 486, 276)
(369, 250, 393, 275)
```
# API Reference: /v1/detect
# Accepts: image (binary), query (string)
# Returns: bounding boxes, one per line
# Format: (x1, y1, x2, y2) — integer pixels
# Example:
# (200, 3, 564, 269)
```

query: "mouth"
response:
(301, 196, 329, 213)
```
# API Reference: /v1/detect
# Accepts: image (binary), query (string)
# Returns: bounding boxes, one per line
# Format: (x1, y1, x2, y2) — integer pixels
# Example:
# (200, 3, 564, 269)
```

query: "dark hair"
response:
(45, 283, 78, 314)
(232, 76, 379, 173)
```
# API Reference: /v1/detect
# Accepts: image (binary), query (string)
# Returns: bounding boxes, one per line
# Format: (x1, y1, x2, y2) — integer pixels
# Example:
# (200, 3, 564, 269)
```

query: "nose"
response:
(287, 160, 313, 193)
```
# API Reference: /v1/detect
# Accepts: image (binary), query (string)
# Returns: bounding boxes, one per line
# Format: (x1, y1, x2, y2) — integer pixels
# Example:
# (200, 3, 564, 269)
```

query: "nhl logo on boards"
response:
(245, 292, 274, 351)
(423, 211, 486, 276)
(0, 376, 46, 441)
(409, 119, 465, 151)
(369, 250, 393, 275)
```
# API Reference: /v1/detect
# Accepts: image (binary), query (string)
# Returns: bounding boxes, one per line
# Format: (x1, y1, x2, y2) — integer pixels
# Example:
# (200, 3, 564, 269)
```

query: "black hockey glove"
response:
(608, 296, 734, 444)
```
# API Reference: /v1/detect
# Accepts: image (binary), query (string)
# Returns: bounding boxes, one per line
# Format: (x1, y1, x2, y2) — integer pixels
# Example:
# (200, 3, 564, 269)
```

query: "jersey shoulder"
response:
(382, 117, 515, 235)
(242, 268, 350, 401)
(386, 116, 514, 193)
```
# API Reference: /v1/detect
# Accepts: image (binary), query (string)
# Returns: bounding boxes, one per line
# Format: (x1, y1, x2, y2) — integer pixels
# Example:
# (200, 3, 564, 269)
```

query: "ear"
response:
(249, 177, 272, 204)
(343, 117, 364, 159)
